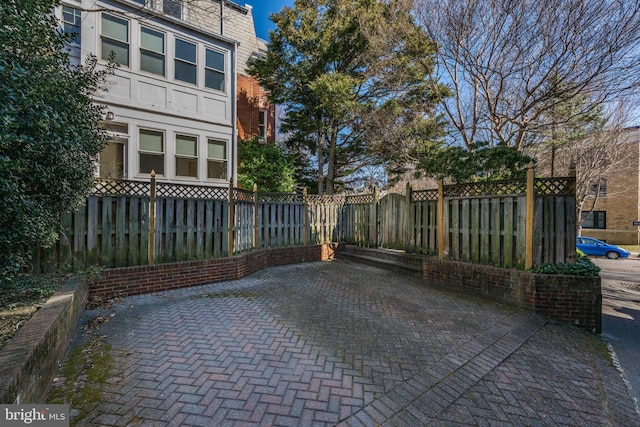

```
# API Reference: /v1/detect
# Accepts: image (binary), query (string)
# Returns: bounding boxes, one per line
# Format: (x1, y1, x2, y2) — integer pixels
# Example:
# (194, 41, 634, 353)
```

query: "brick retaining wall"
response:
(91, 244, 336, 299)
(423, 257, 602, 332)
(0, 276, 88, 403)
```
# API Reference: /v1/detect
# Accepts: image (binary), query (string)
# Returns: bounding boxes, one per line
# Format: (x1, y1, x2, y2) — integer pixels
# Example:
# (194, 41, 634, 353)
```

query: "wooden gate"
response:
(378, 193, 407, 249)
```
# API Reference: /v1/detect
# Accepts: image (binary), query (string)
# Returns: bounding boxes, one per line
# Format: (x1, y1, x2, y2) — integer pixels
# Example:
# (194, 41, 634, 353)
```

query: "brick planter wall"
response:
(423, 257, 602, 332)
(91, 244, 336, 299)
(0, 276, 88, 404)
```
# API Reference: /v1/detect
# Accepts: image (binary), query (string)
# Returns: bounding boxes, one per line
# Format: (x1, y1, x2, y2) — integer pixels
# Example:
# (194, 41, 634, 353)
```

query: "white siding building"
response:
(58, 0, 239, 186)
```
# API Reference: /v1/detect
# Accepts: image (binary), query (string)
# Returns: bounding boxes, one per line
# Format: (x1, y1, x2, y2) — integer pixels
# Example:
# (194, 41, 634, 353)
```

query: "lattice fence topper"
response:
(156, 182, 228, 200)
(411, 189, 438, 202)
(258, 193, 304, 203)
(233, 188, 254, 203)
(345, 193, 375, 204)
(91, 179, 150, 197)
(443, 179, 528, 198)
(535, 177, 575, 195)
(306, 194, 347, 205)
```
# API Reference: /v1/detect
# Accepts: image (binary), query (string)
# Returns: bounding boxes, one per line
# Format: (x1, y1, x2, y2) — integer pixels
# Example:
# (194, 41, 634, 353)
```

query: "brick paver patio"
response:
(50, 260, 640, 426)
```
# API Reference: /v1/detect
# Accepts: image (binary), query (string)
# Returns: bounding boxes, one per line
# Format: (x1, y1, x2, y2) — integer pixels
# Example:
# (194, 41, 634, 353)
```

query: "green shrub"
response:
(528, 253, 600, 277)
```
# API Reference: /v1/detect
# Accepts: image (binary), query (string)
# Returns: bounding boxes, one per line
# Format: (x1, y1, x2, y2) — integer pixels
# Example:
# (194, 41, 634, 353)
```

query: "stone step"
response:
(336, 246, 423, 278)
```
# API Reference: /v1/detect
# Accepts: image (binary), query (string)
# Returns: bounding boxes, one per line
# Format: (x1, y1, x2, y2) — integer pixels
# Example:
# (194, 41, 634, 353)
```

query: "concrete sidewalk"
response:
(49, 260, 640, 426)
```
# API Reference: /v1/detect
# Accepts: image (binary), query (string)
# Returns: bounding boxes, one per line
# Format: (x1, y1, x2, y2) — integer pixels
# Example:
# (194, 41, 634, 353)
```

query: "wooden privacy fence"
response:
(388, 165, 576, 268)
(31, 165, 575, 273)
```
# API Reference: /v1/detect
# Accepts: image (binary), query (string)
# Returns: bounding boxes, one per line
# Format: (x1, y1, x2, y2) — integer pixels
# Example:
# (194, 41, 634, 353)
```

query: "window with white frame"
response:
(175, 134, 198, 178)
(140, 26, 165, 76)
(259, 110, 267, 141)
(175, 38, 197, 84)
(62, 6, 81, 45)
(139, 129, 165, 175)
(101, 13, 129, 66)
(163, 0, 183, 19)
(207, 139, 227, 180)
(205, 48, 225, 91)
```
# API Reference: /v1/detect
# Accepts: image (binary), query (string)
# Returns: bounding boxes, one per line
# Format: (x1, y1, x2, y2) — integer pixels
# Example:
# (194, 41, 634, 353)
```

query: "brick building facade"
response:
(579, 127, 640, 245)
(237, 73, 276, 143)
(208, 1, 276, 144)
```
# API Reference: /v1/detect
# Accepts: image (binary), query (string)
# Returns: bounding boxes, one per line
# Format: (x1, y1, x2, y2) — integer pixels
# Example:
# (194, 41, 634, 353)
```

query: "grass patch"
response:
(618, 245, 640, 253)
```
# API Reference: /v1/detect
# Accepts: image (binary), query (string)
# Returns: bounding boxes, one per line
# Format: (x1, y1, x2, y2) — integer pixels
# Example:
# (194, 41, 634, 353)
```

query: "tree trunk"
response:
(326, 129, 337, 195)
(317, 129, 324, 195)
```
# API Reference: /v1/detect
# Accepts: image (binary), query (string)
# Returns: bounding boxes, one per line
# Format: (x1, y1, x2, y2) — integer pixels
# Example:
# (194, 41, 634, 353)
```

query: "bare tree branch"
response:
(415, 0, 640, 151)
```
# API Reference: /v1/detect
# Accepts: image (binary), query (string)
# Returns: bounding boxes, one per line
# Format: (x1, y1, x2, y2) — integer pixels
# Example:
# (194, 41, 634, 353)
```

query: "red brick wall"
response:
(0, 277, 88, 403)
(237, 74, 275, 143)
(91, 245, 335, 299)
(422, 257, 601, 332)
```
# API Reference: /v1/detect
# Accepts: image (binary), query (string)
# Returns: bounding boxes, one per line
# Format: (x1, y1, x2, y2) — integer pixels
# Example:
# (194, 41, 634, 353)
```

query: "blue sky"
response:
(248, 0, 294, 40)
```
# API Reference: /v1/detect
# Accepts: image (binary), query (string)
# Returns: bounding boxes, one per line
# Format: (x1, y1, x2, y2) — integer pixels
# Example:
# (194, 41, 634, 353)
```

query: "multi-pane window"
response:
(101, 13, 129, 66)
(581, 211, 606, 229)
(588, 179, 607, 197)
(175, 38, 197, 84)
(140, 27, 165, 76)
(62, 6, 81, 45)
(259, 110, 267, 141)
(163, 0, 183, 19)
(176, 134, 198, 177)
(205, 48, 225, 91)
(139, 129, 165, 175)
(207, 139, 227, 179)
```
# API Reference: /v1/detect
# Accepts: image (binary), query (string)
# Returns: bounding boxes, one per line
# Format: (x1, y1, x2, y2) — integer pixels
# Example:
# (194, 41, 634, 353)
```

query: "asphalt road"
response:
(592, 256, 640, 413)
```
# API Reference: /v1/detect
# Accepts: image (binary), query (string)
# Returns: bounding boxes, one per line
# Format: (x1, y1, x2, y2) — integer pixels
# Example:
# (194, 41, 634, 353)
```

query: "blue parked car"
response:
(576, 237, 630, 259)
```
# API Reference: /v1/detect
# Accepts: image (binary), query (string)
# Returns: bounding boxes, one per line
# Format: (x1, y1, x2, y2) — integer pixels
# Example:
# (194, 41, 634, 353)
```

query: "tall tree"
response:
(533, 104, 632, 234)
(248, 0, 444, 194)
(0, 0, 110, 282)
(414, 0, 640, 152)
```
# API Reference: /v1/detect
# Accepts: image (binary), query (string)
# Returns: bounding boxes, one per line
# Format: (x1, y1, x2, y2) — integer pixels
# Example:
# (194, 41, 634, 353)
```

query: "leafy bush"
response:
(238, 138, 296, 192)
(0, 0, 110, 283)
(529, 252, 600, 277)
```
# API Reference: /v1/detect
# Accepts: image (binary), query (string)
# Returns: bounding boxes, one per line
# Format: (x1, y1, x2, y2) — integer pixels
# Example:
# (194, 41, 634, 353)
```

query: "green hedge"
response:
(528, 252, 600, 277)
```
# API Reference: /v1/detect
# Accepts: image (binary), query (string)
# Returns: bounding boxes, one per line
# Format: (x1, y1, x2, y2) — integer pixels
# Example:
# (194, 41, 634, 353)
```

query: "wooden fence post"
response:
(253, 184, 259, 249)
(228, 181, 235, 256)
(568, 159, 577, 193)
(525, 162, 535, 269)
(437, 180, 444, 259)
(372, 186, 379, 247)
(405, 182, 412, 252)
(303, 188, 308, 245)
(148, 170, 156, 265)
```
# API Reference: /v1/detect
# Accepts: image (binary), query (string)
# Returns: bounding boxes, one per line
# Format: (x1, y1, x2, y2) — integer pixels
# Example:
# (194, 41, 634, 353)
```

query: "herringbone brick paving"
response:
(52, 260, 639, 426)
